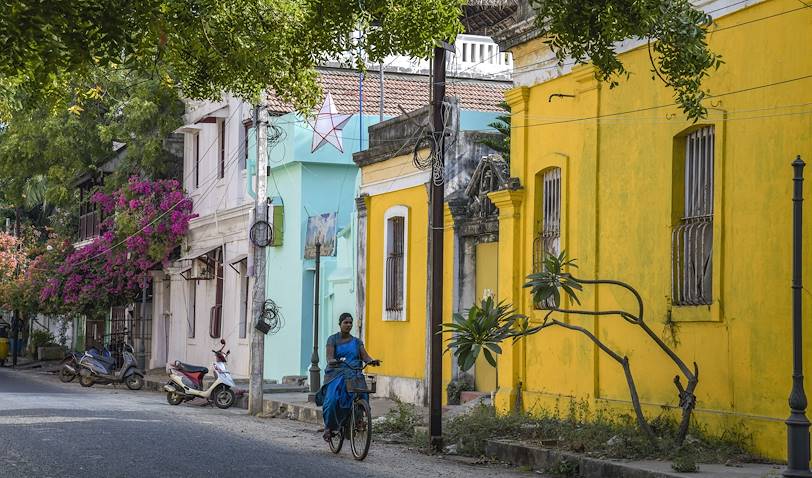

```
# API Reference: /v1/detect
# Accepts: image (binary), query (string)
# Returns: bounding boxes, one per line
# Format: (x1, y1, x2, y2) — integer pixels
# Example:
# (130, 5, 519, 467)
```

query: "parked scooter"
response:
(59, 345, 109, 383)
(78, 332, 144, 390)
(164, 339, 236, 409)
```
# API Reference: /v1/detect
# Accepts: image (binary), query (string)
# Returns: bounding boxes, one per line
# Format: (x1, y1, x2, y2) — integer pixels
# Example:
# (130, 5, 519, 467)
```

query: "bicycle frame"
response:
(327, 360, 377, 460)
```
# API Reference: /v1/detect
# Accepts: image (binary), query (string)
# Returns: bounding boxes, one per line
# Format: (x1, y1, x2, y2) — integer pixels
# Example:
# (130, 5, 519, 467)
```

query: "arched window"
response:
(533, 167, 561, 273)
(672, 126, 715, 306)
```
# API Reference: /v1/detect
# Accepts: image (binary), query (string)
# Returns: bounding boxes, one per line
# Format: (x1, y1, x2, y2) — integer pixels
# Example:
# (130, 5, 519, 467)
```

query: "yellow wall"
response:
(474, 242, 499, 391)
(361, 152, 456, 404)
(365, 183, 429, 380)
(497, 0, 812, 460)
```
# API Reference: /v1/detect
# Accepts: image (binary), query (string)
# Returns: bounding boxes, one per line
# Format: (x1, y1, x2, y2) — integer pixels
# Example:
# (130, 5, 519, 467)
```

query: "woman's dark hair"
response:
(338, 312, 353, 325)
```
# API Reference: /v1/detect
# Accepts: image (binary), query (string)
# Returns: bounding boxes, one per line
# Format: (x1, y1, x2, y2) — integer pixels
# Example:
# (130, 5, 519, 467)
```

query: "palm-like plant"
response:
(524, 251, 582, 307)
(441, 250, 700, 447)
(442, 296, 524, 372)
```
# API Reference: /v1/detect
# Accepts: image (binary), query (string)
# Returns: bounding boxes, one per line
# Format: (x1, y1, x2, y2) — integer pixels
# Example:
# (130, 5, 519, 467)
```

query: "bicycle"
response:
(326, 359, 379, 461)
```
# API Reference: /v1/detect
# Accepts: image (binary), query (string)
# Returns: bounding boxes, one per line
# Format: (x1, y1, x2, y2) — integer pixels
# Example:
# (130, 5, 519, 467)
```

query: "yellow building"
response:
(353, 101, 506, 404)
(489, 0, 812, 460)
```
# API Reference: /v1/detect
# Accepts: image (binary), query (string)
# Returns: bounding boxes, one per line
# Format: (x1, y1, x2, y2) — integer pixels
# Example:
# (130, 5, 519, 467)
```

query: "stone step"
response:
(460, 391, 489, 404)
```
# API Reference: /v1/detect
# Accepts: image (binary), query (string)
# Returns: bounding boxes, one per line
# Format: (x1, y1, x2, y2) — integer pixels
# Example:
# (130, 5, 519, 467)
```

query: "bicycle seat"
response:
(176, 362, 208, 374)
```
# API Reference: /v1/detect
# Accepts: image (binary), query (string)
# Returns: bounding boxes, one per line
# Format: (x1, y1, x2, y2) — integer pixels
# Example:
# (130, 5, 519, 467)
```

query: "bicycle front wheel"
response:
(350, 400, 372, 460)
(328, 426, 345, 454)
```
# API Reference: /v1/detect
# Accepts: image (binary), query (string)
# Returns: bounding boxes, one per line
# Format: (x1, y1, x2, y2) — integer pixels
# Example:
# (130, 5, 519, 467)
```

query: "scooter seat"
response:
(176, 362, 208, 374)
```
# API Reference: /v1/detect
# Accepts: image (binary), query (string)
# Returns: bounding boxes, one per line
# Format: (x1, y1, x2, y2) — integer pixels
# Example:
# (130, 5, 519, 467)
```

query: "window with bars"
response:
(187, 279, 196, 339)
(210, 248, 224, 338)
(533, 168, 562, 273)
(533, 168, 562, 308)
(384, 210, 407, 321)
(241, 120, 253, 170)
(671, 126, 714, 306)
(239, 261, 249, 339)
(218, 121, 226, 179)
(194, 133, 201, 189)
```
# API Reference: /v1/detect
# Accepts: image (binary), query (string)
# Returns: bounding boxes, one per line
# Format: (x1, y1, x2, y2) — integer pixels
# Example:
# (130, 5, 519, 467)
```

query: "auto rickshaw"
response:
(0, 322, 9, 367)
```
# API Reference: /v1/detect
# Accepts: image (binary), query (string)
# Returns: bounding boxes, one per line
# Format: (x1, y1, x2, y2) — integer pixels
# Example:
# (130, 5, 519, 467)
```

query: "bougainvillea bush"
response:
(37, 177, 195, 314)
(0, 233, 22, 279)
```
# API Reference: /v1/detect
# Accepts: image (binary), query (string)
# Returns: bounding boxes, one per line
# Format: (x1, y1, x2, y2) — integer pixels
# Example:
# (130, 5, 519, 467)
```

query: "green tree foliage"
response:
(532, 0, 722, 121)
(0, 0, 466, 115)
(0, 68, 184, 209)
(1, 1, 719, 120)
(477, 101, 510, 162)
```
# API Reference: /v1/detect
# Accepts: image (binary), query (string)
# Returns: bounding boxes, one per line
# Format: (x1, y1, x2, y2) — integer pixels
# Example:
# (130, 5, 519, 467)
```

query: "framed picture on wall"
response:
(304, 212, 337, 259)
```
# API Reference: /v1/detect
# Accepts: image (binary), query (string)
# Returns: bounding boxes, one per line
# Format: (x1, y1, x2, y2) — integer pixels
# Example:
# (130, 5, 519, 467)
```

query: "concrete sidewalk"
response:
(142, 368, 404, 422)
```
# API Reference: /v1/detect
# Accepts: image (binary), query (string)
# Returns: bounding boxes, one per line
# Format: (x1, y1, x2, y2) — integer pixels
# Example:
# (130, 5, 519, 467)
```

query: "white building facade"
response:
(150, 96, 255, 379)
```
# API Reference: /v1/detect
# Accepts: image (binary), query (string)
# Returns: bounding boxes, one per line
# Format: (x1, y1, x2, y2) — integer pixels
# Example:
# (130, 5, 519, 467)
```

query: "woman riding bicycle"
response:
(320, 312, 379, 442)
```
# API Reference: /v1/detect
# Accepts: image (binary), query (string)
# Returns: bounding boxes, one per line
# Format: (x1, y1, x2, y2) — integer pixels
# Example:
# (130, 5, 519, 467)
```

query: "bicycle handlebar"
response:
(334, 358, 381, 371)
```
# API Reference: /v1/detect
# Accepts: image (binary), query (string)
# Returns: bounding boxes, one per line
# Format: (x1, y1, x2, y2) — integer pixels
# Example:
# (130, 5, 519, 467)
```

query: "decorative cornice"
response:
(488, 188, 525, 219)
(504, 87, 530, 113)
(490, 1, 540, 51)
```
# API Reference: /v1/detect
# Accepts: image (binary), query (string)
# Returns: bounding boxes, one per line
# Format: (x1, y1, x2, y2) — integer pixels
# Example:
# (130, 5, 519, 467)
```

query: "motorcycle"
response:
(59, 345, 110, 383)
(164, 338, 236, 409)
(77, 334, 144, 390)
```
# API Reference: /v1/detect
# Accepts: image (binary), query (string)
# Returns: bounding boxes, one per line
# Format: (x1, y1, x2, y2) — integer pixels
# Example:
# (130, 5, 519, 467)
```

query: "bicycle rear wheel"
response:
(350, 400, 372, 461)
(328, 425, 345, 454)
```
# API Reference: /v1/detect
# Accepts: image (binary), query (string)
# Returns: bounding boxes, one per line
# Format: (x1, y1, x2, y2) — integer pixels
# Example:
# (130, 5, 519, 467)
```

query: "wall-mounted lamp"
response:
(548, 93, 576, 102)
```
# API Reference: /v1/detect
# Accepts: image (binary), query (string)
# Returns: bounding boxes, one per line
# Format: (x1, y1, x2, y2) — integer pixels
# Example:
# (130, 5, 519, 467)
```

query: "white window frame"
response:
(382, 205, 408, 321)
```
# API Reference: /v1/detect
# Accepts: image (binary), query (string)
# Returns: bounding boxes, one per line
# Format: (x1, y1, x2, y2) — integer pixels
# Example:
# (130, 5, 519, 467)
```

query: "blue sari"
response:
(321, 335, 366, 431)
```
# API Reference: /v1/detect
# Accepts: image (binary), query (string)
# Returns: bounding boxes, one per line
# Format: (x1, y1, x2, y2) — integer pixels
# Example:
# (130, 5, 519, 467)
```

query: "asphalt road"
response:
(0, 367, 531, 478)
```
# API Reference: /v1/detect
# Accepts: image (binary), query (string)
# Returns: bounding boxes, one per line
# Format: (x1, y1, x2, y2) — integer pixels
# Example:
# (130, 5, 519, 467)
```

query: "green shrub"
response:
(442, 401, 762, 464)
(375, 399, 423, 442)
(446, 375, 474, 405)
(28, 329, 56, 354)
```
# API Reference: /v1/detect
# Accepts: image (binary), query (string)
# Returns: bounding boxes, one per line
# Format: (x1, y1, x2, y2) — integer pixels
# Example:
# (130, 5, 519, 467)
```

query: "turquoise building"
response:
(254, 67, 510, 383)
(260, 107, 371, 382)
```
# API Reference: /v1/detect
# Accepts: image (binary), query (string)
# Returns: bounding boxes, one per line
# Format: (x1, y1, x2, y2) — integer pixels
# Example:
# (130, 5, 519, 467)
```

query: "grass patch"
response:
(443, 400, 765, 465)
(374, 399, 423, 443)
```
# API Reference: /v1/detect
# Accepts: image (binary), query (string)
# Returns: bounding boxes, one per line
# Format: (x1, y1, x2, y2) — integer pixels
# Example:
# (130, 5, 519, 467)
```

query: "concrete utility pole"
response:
(428, 44, 447, 451)
(249, 101, 269, 415)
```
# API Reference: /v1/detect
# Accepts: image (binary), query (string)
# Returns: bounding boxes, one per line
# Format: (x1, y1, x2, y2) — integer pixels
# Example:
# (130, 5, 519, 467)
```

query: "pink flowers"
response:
(30, 177, 196, 312)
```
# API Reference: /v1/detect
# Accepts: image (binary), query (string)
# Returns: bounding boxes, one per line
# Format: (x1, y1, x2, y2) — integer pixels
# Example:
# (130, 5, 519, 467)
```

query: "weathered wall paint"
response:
(497, 0, 812, 459)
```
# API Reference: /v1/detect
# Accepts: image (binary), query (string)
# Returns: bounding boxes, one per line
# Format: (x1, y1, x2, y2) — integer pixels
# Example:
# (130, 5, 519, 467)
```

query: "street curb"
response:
(261, 399, 322, 425)
(484, 439, 718, 478)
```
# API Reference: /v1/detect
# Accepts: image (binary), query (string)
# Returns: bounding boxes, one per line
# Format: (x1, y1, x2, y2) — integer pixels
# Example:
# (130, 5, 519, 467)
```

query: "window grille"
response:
(672, 126, 714, 306)
(218, 121, 226, 179)
(194, 134, 200, 189)
(385, 216, 405, 320)
(187, 279, 196, 339)
(533, 168, 561, 274)
(241, 120, 252, 170)
(239, 262, 249, 339)
(210, 248, 224, 338)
